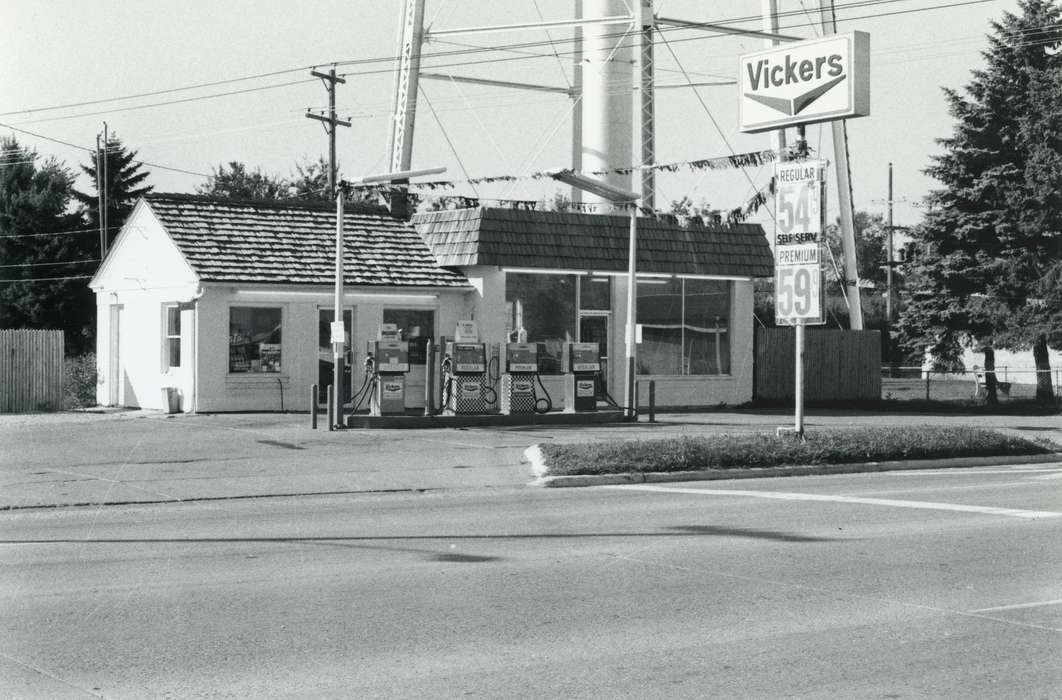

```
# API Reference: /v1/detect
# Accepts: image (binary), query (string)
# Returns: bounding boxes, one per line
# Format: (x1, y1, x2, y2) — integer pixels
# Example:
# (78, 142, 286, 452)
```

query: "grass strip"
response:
(539, 426, 1058, 477)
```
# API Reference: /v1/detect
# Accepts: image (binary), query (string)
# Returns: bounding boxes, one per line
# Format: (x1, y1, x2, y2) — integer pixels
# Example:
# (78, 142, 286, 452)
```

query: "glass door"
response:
(318, 308, 353, 405)
(578, 313, 609, 384)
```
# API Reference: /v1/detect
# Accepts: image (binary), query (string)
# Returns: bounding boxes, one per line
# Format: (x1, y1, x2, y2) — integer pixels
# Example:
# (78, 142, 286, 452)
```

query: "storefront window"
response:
(229, 307, 282, 373)
(636, 279, 730, 376)
(382, 309, 435, 364)
(505, 273, 576, 374)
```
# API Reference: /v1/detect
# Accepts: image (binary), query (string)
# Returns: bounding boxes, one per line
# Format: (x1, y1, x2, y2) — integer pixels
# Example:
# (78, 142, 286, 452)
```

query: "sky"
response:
(1, 0, 1025, 231)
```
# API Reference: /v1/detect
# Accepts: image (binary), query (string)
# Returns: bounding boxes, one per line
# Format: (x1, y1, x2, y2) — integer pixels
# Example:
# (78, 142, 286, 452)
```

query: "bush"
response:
(64, 353, 98, 409)
(540, 426, 1057, 476)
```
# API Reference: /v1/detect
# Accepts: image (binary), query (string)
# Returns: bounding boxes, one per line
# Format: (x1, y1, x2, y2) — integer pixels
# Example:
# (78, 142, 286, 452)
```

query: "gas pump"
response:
(500, 343, 539, 414)
(369, 324, 409, 416)
(563, 342, 601, 412)
(442, 321, 492, 414)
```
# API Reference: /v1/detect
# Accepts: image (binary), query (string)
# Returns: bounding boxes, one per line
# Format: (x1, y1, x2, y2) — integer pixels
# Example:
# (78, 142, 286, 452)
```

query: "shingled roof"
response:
(412, 207, 773, 278)
(142, 194, 469, 288)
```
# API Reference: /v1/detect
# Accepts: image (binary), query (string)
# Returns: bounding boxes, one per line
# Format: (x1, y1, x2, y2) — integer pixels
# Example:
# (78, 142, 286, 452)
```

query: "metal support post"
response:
(311, 384, 318, 429)
(647, 379, 656, 423)
(795, 324, 805, 436)
(819, 0, 863, 330)
(326, 385, 334, 432)
(333, 187, 345, 429)
(624, 205, 638, 420)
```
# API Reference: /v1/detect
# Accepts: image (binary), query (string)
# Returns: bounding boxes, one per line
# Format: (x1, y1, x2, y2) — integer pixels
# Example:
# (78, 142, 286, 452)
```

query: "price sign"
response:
(774, 160, 826, 246)
(775, 261, 824, 325)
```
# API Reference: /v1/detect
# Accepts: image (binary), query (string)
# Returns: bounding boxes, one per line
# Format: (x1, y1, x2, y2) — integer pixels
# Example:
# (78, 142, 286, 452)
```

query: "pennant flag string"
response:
(348, 147, 786, 194)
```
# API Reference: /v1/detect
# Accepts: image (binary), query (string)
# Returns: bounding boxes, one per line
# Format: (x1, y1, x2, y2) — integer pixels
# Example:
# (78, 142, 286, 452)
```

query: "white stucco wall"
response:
(91, 203, 200, 411)
(192, 285, 470, 412)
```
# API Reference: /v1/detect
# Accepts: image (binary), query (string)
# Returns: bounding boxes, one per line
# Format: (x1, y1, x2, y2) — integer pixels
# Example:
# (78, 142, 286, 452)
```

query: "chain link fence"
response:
(881, 367, 1061, 403)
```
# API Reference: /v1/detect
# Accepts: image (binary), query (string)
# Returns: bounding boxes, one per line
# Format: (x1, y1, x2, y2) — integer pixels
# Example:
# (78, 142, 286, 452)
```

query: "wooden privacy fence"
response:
(0, 329, 64, 413)
(755, 327, 881, 401)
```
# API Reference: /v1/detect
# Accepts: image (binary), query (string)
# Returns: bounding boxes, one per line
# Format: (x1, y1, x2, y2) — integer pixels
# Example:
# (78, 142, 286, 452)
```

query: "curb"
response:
(523, 445, 1062, 488)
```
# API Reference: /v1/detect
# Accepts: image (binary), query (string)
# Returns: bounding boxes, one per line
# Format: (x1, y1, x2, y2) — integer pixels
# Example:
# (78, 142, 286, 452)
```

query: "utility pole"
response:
(306, 67, 351, 199)
(101, 122, 109, 255)
(95, 132, 106, 258)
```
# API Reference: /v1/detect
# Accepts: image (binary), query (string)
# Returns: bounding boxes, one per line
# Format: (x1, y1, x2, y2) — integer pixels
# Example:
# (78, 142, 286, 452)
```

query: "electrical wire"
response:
(0, 226, 119, 239)
(0, 275, 92, 282)
(6, 0, 1015, 128)
(0, 259, 100, 268)
(0, 120, 211, 177)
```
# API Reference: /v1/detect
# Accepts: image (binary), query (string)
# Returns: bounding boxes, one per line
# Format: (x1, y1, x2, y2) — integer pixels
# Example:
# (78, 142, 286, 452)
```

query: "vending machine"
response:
(369, 325, 409, 416)
(562, 342, 601, 412)
(500, 342, 539, 415)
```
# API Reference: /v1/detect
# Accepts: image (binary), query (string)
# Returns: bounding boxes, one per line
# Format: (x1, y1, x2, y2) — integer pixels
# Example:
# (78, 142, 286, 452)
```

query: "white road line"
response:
(604, 485, 1062, 520)
(893, 468, 1062, 476)
(1029, 472, 1062, 481)
(969, 599, 1062, 613)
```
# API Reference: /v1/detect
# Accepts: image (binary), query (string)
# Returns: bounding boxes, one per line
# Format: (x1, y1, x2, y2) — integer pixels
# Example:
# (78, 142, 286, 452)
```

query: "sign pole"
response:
(795, 322, 805, 435)
(794, 124, 806, 438)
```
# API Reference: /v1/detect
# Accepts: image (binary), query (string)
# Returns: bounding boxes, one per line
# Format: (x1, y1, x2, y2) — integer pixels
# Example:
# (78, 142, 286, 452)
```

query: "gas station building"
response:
(90, 193, 772, 415)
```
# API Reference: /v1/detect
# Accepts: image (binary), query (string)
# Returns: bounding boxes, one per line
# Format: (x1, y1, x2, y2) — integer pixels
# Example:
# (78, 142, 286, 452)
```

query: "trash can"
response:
(162, 387, 181, 414)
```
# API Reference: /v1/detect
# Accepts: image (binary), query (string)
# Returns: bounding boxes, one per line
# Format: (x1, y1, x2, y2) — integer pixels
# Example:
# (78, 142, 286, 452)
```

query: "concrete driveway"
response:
(1, 407, 1058, 510)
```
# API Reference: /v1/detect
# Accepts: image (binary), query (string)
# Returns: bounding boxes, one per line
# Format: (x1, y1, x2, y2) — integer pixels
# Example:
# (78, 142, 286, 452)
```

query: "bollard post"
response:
(632, 381, 640, 422)
(311, 384, 318, 429)
(648, 380, 656, 423)
(326, 384, 334, 431)
(925, 373, 930, 401)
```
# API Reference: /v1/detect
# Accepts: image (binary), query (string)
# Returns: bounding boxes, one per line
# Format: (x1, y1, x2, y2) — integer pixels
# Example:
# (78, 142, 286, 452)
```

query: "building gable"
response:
(89, 200, 198, 292)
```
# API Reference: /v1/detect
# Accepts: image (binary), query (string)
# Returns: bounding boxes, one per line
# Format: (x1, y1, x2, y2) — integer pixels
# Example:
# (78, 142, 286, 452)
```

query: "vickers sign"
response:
(738, 32, 870, 133)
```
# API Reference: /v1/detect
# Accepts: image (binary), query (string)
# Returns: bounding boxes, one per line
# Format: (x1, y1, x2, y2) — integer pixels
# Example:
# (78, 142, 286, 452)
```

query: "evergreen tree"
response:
(72, 134, 153, 251)
(898, 0, 1062, 401)
(0, 137, 96, 354)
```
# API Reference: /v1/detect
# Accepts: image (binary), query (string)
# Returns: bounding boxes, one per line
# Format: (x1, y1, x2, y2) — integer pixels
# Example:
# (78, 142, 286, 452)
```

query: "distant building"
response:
(90, 194, 772, 413)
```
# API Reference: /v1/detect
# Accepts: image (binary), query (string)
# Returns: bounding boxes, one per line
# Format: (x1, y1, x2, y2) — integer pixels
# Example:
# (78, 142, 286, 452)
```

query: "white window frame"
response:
(227, 305, 285, 375)
(162, 303, 181, 371)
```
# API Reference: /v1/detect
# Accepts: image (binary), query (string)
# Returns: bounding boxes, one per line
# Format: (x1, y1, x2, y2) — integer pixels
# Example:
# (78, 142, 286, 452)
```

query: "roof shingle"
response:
(412, 207, 773, 278)
(144, 194, 469, 288)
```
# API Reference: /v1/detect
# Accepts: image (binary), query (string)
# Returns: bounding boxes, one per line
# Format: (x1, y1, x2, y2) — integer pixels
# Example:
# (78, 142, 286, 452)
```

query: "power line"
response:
(0, 120, 211, 178)
(0, 259, 100, 268)
(6, 0, 1010, 128)
(0, 275, 93, 282)
(0, 227, 117, 239)
(0, 66, 314, 118)
(17, 78, 317, 126)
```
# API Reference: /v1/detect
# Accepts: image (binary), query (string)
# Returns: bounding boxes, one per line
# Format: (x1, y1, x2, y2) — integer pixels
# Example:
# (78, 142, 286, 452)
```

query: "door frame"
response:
(317, 305, 355, 406)
(109, 304, 123, 406)
(578, 311, 611, 383)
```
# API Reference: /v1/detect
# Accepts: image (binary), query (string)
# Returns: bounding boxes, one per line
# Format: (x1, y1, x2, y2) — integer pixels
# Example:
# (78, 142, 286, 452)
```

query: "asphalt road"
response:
(3, 465, 1061, 698)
